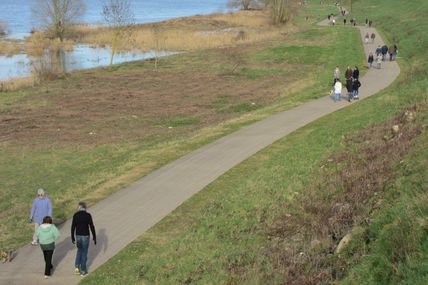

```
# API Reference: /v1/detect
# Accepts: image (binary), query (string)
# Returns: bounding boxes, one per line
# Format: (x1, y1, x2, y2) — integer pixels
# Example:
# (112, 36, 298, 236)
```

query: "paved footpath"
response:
(0, 21, 399, 285)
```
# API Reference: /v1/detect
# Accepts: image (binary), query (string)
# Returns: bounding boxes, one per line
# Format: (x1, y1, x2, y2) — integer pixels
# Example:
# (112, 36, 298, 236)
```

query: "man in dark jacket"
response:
(71, 202, 96, 276)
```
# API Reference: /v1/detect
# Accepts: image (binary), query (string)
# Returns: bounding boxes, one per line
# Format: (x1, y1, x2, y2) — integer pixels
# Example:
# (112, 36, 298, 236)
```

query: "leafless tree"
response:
(32, 0, 85, 41)
(102, 0, 135, 66)
(228, 0, 259, 10)
(269, 0, 298, 24)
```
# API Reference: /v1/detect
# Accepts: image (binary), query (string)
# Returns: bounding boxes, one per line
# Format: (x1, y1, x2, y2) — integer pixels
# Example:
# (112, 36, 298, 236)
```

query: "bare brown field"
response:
(0, 44, 304, 147)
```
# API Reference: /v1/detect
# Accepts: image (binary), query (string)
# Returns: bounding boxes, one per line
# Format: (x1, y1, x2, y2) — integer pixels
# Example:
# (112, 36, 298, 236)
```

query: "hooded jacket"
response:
(36, 224, 60, 246)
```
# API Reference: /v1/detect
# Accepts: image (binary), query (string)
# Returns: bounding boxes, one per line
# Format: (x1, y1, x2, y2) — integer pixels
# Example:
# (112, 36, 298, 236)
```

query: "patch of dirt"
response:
(0, 49, 296, 146)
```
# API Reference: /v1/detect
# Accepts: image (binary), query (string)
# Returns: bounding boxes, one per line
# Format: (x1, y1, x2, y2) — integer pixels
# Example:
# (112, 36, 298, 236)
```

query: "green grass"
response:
(0, 6, 365, 252)
(79, 0, 428, 284)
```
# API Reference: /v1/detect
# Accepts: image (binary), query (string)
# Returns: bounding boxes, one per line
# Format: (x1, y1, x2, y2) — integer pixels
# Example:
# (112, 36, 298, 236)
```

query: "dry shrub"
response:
(23, 32, 73, 82)
(0, 77, 34, 92)
(24, 32, 74, 56)
(266, 105, 424, 284)
(0, 40, 21, 57)
(210, 10, 272, 28)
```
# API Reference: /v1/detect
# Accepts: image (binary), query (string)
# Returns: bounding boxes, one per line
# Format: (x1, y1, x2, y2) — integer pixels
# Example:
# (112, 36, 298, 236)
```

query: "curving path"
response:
(0, 20, 400, 285)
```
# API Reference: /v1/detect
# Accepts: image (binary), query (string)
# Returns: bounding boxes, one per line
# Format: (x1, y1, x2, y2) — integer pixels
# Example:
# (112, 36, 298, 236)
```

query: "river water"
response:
(0, 0, 229, 80)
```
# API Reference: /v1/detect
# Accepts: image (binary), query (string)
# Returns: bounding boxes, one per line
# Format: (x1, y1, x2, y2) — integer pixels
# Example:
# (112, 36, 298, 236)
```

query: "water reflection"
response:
(0, 45, 177, 81)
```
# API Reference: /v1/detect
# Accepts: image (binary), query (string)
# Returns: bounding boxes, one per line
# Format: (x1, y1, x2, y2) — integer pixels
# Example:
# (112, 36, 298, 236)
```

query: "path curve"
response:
(0, 21, 400, 285)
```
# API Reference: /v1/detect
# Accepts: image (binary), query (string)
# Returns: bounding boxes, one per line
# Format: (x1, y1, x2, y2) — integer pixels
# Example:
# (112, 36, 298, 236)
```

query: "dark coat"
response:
(353, 68, 359, 79)
(353, 79, 361, 90)
(381, 45, 388, 55)
(346, 79, 353, 92)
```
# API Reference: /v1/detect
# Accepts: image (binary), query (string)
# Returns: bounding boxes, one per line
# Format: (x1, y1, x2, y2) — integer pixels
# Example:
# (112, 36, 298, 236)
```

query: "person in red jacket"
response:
(71, 202, 96, 277)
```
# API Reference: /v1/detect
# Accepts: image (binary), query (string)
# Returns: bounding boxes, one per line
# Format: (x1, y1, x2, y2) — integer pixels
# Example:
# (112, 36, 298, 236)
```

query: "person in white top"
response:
(334, 79, 342, 102)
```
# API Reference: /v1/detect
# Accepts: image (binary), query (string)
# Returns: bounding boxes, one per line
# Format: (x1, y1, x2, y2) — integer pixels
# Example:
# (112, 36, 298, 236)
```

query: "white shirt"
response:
(334, 81, 342, 93)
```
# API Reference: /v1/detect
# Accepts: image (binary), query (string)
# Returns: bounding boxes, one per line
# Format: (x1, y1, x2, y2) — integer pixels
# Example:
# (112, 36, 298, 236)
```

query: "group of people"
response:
(328, 14, 357, 26)
(332, 66, 361, 102)
(327, 14, 337, 25)
(29, 188, 97, 279)
(366, 40, 398, 69)
(364, 32, 376, 44)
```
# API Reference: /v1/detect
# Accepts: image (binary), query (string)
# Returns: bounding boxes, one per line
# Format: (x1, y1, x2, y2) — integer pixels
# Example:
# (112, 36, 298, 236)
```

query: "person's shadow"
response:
(87, 228, 108, 269)
(52, 237, 74, 267)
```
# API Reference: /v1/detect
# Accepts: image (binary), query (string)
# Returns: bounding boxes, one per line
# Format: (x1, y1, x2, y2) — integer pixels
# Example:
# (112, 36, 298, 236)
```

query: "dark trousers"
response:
(42, 250, 54, 276)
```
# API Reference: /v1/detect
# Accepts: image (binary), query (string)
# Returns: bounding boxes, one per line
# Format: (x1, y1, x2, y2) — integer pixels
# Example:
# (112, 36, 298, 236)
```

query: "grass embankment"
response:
(79, 0, 428, 284)
(0, 6, 364, 252)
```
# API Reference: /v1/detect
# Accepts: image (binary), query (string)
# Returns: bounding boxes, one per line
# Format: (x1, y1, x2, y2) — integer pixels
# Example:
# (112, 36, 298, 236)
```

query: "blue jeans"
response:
(75, 235, 89, 273)
(335, 92, 341, 101)
(353, 89, 359, 98)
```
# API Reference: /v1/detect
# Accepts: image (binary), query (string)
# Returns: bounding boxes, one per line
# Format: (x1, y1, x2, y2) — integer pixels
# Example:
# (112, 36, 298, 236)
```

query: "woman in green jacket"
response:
(36, 216, 60, 278)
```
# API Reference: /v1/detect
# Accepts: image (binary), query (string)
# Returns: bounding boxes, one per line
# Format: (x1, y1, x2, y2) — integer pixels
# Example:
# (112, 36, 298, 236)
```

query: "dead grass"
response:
(0, 77, 34, 92)
(266, 105, 424, 284)
(0, 40, 21, 56)
(67, 10, 292, 52)
(24, 32, 74, 57)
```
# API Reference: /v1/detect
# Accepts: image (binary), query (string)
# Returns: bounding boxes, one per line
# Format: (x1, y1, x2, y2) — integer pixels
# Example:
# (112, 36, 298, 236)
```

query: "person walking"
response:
(368, 52, 374, 69)
(333, 66, 340, 83)
(71, 202, 97, 277)
(381, 44, 389, 61)
(334, 79, 342, 102)
(353, 66, 360, 80)
(392, 44, 398, 60)
(364, 33, 370, 44)
(352, 78, 361, 99)
(376, 55, 382, 69)
(375, 45, 382, 57)
(345, 66, 353, 81)
(36, 216, 60, 279)
(346, 77, 354, 102)
(389, 44, 398, 61)
(29, 189, 52, 245)
(370, 32, 376, 43)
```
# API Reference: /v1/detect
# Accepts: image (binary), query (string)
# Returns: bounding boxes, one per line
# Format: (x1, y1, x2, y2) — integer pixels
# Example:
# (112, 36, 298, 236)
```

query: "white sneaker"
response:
(31, 241, 38, 246)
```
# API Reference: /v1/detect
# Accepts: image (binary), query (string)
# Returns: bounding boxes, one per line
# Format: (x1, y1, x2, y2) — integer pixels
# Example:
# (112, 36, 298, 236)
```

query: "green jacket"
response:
(36, 224, 60, 248)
